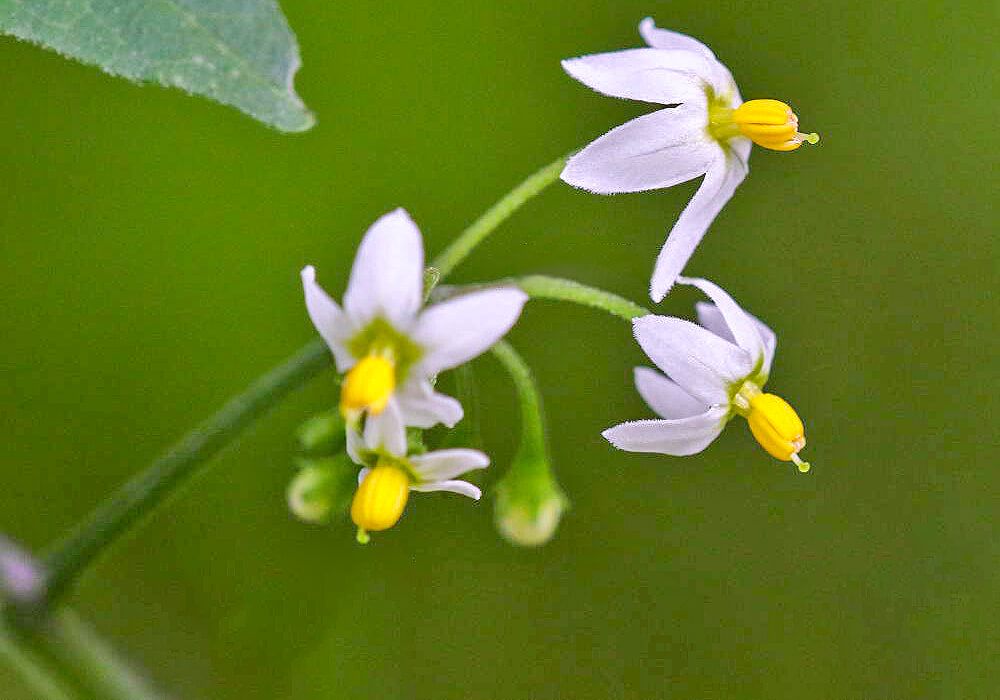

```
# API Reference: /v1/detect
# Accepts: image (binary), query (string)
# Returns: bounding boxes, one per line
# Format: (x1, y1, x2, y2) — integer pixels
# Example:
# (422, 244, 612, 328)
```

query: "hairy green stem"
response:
(431, 155, 568, 280)
(41, 339, 332, 607)
(2, 608, 164, 700)
(516, 275, 650, 321)
(490, 341, 547, 469)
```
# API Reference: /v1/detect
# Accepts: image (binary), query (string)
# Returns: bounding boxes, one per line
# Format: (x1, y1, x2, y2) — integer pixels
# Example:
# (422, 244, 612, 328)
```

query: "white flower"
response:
(602, 276, 811, 471)
(347, 420, 490, 542)
(561, 18, 818, 302)
(301, 208, 527, 443)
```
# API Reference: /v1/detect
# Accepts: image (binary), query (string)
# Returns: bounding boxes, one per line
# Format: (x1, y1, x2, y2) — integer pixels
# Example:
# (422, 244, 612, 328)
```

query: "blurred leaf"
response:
(0, 0, 314, 132)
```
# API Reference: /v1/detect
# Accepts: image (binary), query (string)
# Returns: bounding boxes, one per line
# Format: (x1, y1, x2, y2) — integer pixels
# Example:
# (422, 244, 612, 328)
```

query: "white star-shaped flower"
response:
(603, 276, 811, 472)
(561, 18, 818, 301)
(301, 208, 527, 443)
(346, 419, 489, 542)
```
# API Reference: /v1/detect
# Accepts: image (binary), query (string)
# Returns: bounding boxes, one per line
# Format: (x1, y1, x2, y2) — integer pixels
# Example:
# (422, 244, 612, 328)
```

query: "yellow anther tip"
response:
(340, 355, 396, 415)
(351, 464, 411, 533)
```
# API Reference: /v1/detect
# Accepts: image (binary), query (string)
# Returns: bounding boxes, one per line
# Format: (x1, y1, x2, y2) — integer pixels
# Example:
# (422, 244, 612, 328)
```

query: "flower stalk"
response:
(430, 155, 569, 280)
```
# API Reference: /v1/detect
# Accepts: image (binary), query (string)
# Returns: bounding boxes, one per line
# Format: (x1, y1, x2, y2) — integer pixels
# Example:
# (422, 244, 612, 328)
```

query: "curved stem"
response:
(2, 608, 164, 700)
(431, 154, 568, 280)
(516, 275, 651, 321)
(40, 339, 332, 607)
(489, 341, 547, 469)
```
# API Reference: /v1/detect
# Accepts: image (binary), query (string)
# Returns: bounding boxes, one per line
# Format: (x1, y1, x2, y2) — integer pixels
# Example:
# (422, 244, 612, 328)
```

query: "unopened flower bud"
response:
(287, 457, 356, 524)
(495, 470, 569, 547)
(296, 410, 346, 455)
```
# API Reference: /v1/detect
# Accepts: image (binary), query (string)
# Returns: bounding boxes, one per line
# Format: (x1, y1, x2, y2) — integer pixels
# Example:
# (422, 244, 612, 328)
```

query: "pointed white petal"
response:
(695, 300, 776, 378)
(638, 18, 741, 100)
(602, 405, 728, 455)
(638, 17, 718, 60)
(395, 379, 464, 428)
(561, 106, 717, 194)
(362, 400, 407, 457)
(680, 277, 766, 366)
(633, 366, 707, 419)
(346, 427, 364, 464)
(410, 480, 482, 500)
(300, 266, 355, 371)
(561, 48, 712, 105)
(413, 287, 527, 375)
(649, 148, 748, 301)
(356, 467, 370, 485)
(343, 208, 424, 329)
(410, 448, 490, 482)
(633, 314, 752, 405)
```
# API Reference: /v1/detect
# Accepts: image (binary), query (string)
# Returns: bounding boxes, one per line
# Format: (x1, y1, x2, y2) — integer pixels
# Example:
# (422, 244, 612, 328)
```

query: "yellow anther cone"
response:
(340, 355, 395, 415)
(351, 464, 411, 533)
(731, 99, 819, 151)
(746, 393, 807, 462)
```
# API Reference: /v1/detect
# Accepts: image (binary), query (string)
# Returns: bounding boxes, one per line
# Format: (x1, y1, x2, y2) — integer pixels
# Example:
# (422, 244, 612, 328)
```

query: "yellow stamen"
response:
(351, 463, 411, 536)
(746, 392, 810, 470)
(340, 354, 395, 416)
(729, 99, 819, 151)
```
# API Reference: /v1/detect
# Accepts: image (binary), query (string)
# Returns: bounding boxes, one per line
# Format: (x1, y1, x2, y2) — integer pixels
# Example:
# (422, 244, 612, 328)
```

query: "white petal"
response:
(638, 18, 739, 100)
(343, 208, 424, 329)
(561, 48, 712, 106)
(679, 277, 766, 367)
(413, 287, 528, 375)
(362, 400, 407, 457)
(356, 467, 370, 485)
(410, 448, 490, 482)
(638, 18, 717, 60)
(633, 314, 752, 405)
(561, 106, 717, 194)
(649, 148, 748, 301)
(633, 366, 707, 419)
(601, 405, 728, 455)
(695, 300, 775, 379)
(345, 427, 364, 464)
(410, 480, 482, 500)
(395, 379, 464, 428)
(300, 266, 355, 372)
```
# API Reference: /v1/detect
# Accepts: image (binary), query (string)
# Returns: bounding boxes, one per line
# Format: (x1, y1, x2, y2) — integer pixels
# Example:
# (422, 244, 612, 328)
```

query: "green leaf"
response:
(1, 0, 314, 132)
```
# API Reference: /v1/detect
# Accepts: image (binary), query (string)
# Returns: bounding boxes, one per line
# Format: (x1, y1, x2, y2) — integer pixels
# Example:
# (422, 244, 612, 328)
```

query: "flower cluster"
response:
(295, 209, 526, 542)
(290, 17, 816, 545)
(560, 19, 815, 470)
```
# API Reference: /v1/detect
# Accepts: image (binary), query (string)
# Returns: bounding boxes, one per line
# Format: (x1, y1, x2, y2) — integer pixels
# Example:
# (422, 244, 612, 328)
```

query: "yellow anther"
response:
(351, 463, 411, 535)
(746, 392, 809, 465)
(730, 99, 819, 152)
(340, 354, 395, 416)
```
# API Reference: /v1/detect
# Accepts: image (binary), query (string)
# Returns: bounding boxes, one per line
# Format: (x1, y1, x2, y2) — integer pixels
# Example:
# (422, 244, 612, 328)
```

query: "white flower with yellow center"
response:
(602, 276, 811, 472)
(561, 18, 818, 302)
(301, 208, 527, 440)
(346, 420, 489, 542)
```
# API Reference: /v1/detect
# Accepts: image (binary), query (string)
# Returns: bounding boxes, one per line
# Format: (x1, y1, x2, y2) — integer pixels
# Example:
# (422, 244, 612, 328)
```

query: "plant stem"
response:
(516, 275, 651, 321)
(431, 154, 568, 280)
(41, 339, 332, 607)
(489, 340, 547, 468)
(2, 608, 164, 700)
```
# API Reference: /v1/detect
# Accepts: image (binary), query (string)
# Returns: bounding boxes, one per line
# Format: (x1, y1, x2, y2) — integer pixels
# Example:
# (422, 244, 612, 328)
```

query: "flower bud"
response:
(296, 410, 346, 455)
(287, 457, 356, 524)
(495, 470, 569, 547)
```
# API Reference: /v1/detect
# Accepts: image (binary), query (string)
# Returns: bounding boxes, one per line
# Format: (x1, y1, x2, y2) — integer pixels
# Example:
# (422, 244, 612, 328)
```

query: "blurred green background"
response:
(2, 1, 997, 698)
